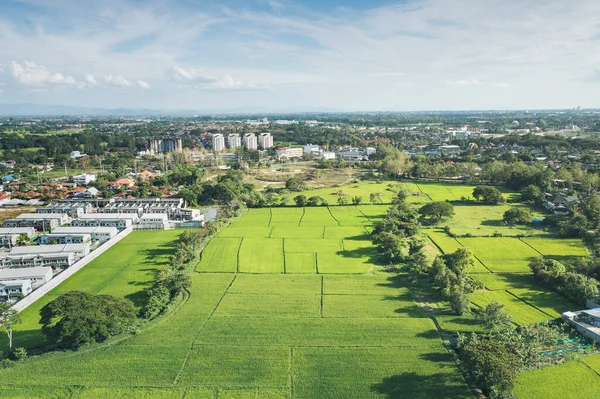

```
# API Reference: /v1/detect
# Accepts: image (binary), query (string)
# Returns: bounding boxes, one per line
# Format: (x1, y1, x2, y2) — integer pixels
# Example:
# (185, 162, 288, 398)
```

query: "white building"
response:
(243, 133, 258, 151)
(276, 147, 304, 160)
(304, 144, 321, 156)
(0, 227, 36, 248)
(70, 151, 87, 159)
(3, 213, 71, 231)
(37, 202, 92, 218)
(38, 233, 92, 245)
(0, 267, 53, 288)
(211, 134, 226, 152)
(320, 151, 336, 160)
(0, 280, 32, 302)
(10, 243, 90, 261)
(50, 226, 118, 243)
(73, 173, 97, 185)
(0, 252, 74, 269)
(137, 214, 170, 230)
(227, 134, 241, 149)
(72, 215, 134, 230)
(258, 133, 274, 150)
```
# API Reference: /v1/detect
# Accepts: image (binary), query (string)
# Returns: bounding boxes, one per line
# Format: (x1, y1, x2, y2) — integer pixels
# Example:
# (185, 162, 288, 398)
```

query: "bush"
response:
(9, 347, 27, 362)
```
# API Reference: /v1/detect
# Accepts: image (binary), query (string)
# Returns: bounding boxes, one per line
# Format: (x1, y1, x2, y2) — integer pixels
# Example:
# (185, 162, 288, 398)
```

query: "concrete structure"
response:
(211, 134, 226, 152)
(73, 173, 97, 185)
(72, 214, 136, 230)
(0, 252, 74, 269)
(98, 204, 144, 216)
(37, 202, 92, 218)
(243, 133, 258, 151)
(10, 243, 90, 260)
(227, 134, 241, 149)
(3, 213, 70, 231)
(275, 147, 303, 160)
(136, 214, 170, 230)
(0, 227, 36, 248)
(0, 280, 32, 302)
(38, 233, 92, 245)
(0, 267, 53, 288)
(50, 226, 118, 243)
(563, 309, 600, 343)
(149, 137, 183, 154)
(258, 133, 274, 150)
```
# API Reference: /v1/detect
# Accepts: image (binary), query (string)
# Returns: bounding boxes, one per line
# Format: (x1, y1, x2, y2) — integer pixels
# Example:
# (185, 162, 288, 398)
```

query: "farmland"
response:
(0, 180, 596, 398)
(0, 204, 472, 399)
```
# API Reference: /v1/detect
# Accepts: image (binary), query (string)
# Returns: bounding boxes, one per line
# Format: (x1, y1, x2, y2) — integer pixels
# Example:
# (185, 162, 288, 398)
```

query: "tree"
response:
(503, 207, 531, 225)
(580, 192, 600, 229)
(294, 195, 307, 207)
(478, 301, 512, 332)
(40, 291, 137, 347)
(520, 185, 543, 205)
(449, 287, 470, 315)
(459, 338, 520, 398)
(0, 303, 21, 353)
(418, 202, 455, 224)
(285, 177, 307, 192)
(337, 196, 348, 205)
(351, 196, 363, 205)
(307, 196, 325, 206)
(473, 186, 505, 205)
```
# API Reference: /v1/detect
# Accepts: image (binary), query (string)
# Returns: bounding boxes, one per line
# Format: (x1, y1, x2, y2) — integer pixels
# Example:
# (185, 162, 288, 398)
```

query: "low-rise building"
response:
(137, 214, 170, 230)
(0, 280, 32, 302)
(36, 202, 92, 218)
(0, 267, 53, 288)
(0, 227, 36, 248)
(73, 173, 97, 185)
(0, 252, 74, 269)
(10, 243, 90, 260)
(71, 215, 134, 230)
(50, 226, 118, 243)
(563, 309, 600, 343)
(3, 213, 71, 231)
(275, 147, 303, 160)
(38, 233, 92, 245)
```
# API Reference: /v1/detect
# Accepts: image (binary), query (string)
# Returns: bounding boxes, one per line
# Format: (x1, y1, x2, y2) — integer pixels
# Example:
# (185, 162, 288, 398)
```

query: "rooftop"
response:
(0, 267, 52, 279)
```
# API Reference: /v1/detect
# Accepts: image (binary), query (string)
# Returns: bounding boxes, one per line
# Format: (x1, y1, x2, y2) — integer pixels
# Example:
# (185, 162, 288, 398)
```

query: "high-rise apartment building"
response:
(258, 133, 274, 150)
(211, 134, 225, 152)
(243, 133, 258, 151)
(227, 134, 241, 149)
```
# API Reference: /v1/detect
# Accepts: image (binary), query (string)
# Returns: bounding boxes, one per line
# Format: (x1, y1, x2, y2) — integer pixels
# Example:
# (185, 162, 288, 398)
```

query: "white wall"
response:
(12, 227, 133, 313)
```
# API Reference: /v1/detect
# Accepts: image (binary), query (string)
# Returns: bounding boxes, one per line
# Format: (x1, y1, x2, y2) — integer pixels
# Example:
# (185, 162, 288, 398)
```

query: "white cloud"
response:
(103, 75, 133, 87)
(446, 79, 482, 86)
(171, 66, 248, 90)
(137, 80, 150, 89)
(492, 82, 515, 88)
(10, 61, 75, 87)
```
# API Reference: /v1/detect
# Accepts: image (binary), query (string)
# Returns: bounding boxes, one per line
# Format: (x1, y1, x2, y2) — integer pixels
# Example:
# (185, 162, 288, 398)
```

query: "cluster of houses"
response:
(0, 197, 204, 302)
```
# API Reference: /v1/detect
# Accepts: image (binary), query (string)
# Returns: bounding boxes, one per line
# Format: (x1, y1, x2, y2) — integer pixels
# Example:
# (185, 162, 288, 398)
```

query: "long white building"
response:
(0, 227, 36, 248)
(244, 133, 258, 151)
(0, 266, 53, 288)
(227, 134, 241, 149)
(4, 213, 71, 231)
(211, 134, 226, 152)
(258, 133, 274, 150)
(10, 243, 90, 260)
(50, 226, 118, 243)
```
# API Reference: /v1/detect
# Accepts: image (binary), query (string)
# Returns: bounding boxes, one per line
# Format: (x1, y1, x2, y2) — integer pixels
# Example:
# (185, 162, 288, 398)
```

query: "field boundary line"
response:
(94, 243, 149, 294)
(315, 253, 320, 274)
(517, 237, 544, 256)
(322, 226, 326, 239)
(174, 274, 237, 385)
(580, 359, 600, 377)
(320, 275, 324, 318)
(327, 206, 340, 226)
(427, 234, 446, 254)
(282, 238, 287, 274)
(358, 208, 371, 223)
(298, 207, 305, 227)
(414, 183, 433, 201)
(454, 237, 494, 273)
(268, 207, 273, 227)
(288, 347, 294, 399)
(505, 289, 558, 319)
(236, 238, 243, 273)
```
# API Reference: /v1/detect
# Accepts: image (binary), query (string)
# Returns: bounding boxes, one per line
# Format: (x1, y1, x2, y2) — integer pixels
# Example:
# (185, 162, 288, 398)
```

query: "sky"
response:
(0, 0, 599, 112)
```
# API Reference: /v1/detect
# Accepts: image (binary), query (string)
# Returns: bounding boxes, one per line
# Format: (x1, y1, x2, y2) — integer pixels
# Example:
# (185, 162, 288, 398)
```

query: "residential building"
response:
(149, 137, 183, 154)
(50, 226, 118, 243)
(73, 214, 138, 230)
(98, 204, 144, 216)
(258, 133, 274, 150)
(3, 213, 71, 231)
(0, 266, 53, 288)
(70, 151, 87, 159)
(136, 214, 170, 230)
(227, 134, 241, 149)
(10, 243, 90, 260)
(211, 134, 226, 152)
(0, 252, 74, 269)
(73, 173, 97, 185)
(563, 309, 600, 343)
(38, 233, 92, 245)
(36, 202, 92, 218)
(0, 227, 36, 248)
(243, 133, 258, 151)
(275, 147, 303, 160)
(0, 280, 32, 302)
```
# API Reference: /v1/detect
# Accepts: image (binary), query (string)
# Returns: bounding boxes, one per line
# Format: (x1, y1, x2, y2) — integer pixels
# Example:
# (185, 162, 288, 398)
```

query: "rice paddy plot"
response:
(521, 236, 588, 263)
(427, 232, 490, 273)
(270, 226, 323, 239)
(470, 290, 551, 325)
(293, 347, 472, 399)
(269, 207, 303, 226)
(197, 237, 241, 273)
(435, 314, 484, 334)
(215, 293, 320, 317)
(323, 292, 424, 318)
(285, 252, 317, 273)
(200, 317, 441, 347)
(179, 345, 289, 388)
(448, 204, 543, 237)
(317, 250, 377, 274)
(323, 275, 397, 295)
(299, 207, 339, 227)
(218, 227, 272, 238)
(457, 237, 540, 273)
(328, 206, 372, 226)
(238, 238, 284, 273)
(507, 287, 574, 318)
(284, 238, 342, 253)
(515, 360, 600, 399)
(230, 208, 271, 227)
(228, 274, 321, 295)
(323, 226, 370, 240)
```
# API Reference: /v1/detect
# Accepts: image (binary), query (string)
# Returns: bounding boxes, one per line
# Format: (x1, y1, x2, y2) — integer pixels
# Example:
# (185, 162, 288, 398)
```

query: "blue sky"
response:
(0, 0, 599, 111)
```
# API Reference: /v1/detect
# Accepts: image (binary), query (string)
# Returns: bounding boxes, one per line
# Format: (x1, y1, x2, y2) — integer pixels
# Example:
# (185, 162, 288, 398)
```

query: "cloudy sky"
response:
(0, 0, 599, 111)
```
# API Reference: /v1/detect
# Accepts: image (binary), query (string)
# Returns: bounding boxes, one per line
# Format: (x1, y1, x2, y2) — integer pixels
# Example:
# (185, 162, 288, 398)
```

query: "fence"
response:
(12, 226, 133, 313)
